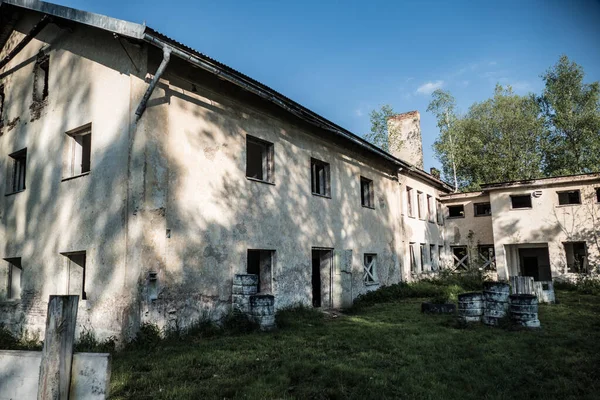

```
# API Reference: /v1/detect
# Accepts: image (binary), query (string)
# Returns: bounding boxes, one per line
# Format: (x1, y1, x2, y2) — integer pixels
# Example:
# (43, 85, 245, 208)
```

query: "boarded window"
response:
(33, 55, 49, 102)
(65, 252, 86, 300)
(246, 135, 274, 183)
(478, 245, 495, 270)
(557, 190, 580, 205)
(448, 204, 464, 218)
(311, 158, 331, 197)
(474, 202, 491, 216)
(65, 124, 92, 178)
(6, 258, 22, 300)
(247, 249, 274, 293)
(360, 177, 374, 208)
(511, 194, 532, 209)
(406, 187, 414, 217)
(363, 254, 377, 284)
(8, 149, 26, 193)
(409, 243, 417, 273)
(452, 246, 468, 271)
(564, 242, 587, 273)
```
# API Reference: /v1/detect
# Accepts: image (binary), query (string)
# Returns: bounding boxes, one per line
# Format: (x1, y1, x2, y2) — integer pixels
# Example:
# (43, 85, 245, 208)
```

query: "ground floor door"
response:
(312, 249, 333, 308)
(518, 247, 551, 281)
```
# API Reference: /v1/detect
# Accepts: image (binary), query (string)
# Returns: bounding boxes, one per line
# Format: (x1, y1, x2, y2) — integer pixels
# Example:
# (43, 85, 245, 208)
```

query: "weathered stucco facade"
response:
(1, 1, 598, 342)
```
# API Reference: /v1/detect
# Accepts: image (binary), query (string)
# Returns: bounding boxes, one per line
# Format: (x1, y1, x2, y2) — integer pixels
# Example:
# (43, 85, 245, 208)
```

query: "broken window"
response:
(478, 245, 496, 270)
(311, 158, 331, 197)
(430, 244, 437, 271)
(436, 199, 444, 225)
(5, 258, 22, 300)
(363, 254, 377, 284)
(409, 243, 417, 273)
(420, 244, 426, 272)
(417, 191, 423, 219)
(452, 246, 468, 271)
(246, 135, 274, 183)
(8, 149, 26, 194)
(147, 271, 158, 301)
(406, 187, 414, 217)
(64, 252, 86, 300)
(65, 124, 92, 178)
(360, 176, 374, 208)
(511, 194, 532, 209)
(448, 204, 464, 218)
(247, 249, 274, 293)
(564, 242, 588, 273)
(474, 202, 491, 217)
(557, 190, 581, 205)
(33, 55, 49, 102)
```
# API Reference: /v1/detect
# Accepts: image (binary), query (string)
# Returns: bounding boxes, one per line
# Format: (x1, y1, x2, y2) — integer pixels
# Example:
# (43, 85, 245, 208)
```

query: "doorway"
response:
(312, 248, 333, 308)
(518, 247, 551, 281)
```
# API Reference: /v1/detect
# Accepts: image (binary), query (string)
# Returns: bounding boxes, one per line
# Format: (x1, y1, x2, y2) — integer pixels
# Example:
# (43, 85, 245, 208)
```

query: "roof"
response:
(0, 0, 453, 192)
(480, 172, 600, 191)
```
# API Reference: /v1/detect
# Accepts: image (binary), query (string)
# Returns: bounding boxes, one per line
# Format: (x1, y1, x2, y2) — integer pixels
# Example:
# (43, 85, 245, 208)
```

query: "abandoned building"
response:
(0, 1, 598, 341)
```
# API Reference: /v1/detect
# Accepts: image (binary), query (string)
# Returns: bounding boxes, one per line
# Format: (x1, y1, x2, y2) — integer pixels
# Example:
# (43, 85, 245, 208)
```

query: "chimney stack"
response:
(387, 110, 424, 169)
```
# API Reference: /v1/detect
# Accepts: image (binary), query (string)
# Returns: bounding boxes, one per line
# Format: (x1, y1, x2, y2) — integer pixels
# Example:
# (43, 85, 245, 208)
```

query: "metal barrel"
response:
(509, 294, 540, 328)
(483, 282, 510, 326)
(458, 292, 483, 323)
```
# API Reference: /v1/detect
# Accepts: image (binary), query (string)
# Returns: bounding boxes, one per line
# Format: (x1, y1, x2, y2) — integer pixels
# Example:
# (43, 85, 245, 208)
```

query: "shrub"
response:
(221, 312, 259, 334)
(75, 327, 117, 353)
(0, 325, 42, 350)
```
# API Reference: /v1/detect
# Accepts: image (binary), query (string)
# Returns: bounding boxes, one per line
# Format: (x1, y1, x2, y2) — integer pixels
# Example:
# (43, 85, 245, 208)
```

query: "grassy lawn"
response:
(110, 291, 600, 400)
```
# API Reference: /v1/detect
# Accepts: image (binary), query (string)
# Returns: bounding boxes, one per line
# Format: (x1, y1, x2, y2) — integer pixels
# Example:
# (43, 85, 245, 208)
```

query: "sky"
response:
(54, 0, 600, 172)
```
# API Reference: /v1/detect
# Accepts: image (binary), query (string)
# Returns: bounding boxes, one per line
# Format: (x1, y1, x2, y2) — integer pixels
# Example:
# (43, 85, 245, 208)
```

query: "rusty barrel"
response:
(482, 281, 510, 326)
(509, 294, 540, 328)
(458, 292, 484, 323)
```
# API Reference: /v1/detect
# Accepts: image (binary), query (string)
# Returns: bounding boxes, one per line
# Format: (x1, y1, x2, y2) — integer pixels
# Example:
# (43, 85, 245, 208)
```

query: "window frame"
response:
(6, 148, 27, 195)
(473, 202, 492, 217)
(563, 242, 588, 274)
(417, 191, 424, 219)
(63, 124, 92, 181)
(0, 84, 5, 126)
(5, 258, 22, 300)
(510, 194, 532, 209)
(430, 244, 437, 271)
(596, 188, 600, 203)
(447, 204, 465, 219)
(426, 194, 435, 222)
(63, 251, 87, 300)
(420, 243, 426, 272)
(451, 246, 469, 271)
(310, 158, 331, 198)
(406, 187, 414, 218)
(557, 190, 581, 206)
(363, 253, 378, 285)
(245, 135, 275, 184)
(436, 199, 444, 225)
(33, 54, 49, 103)
(360, 176, 375, 209)
(409, 243, 417, 274)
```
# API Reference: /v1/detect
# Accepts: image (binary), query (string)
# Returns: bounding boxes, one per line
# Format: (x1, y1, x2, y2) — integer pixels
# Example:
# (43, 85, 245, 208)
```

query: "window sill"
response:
(555, 204, 581, 208)
(474, 214, 492, 218)
(5, 189, 25, 197)
(62, 171, 91, 182)
(408, 214, 415, 219)
(312, 192, 331, 199)
(361, 204, 375, 210)
(364, 281, 379, 286)
(510, 207, 532, 210)
(447, 216, 465, 219)
(246, 176, 275, 186)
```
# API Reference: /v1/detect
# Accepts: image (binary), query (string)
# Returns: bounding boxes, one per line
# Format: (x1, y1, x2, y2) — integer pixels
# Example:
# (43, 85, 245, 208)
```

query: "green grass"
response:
(109, 291, 600, 399)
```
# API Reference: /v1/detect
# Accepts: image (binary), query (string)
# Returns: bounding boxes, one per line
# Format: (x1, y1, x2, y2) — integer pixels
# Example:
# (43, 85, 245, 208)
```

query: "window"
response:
(311, 158, 330, 197)
(436, 199, 444, 225)
(478, 245, 495, 270)
(438, 245, 444, 269)
(8, 149, 26, 194)
(33, 54, 49, 102)
(246, 135, 274, 183)
(427, 195, 434, 222)
(452, 246, 468, 271)
(474, 202, 492, 217)
(564, 242, 588, 273)
(407, 187, 414, 217)
(409, 243, 417, 273)
(64, 252, 86, 300)
(430, 244, 437, 271)
(420, 244, 426, 272)
(363, 254, 377, 284)
(64, 124, 92, 178)
(596, 188, 600, 203)
(360, 177, 374, 208)
(0, 84, 5, 126)
(511, 194, 532, 209)
(5, 258, 22, 300)
(557, 190, 581, 205)
(448, 204, 464, 218)
(247, 249, 274, 293)
(417, 191, 423, 219)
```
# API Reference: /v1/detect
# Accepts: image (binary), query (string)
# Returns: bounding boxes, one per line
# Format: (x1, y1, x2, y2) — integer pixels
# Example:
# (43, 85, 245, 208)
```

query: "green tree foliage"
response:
(428, 89, 460, 191)
(538, 55, 600, 176)
(365, 104, 396, 152)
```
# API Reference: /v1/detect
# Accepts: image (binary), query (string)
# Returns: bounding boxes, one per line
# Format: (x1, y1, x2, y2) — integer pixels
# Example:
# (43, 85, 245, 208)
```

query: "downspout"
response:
(0, 15, 51, 71)
(134, 45, 171, 121)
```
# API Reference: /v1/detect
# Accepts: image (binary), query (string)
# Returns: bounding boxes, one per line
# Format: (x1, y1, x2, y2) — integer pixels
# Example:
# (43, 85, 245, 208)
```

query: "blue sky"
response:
(56, 0, 600, 171)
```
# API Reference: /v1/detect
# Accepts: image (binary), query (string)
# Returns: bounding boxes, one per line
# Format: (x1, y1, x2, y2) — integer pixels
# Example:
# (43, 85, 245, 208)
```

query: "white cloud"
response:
(354, 108, 364, 117)
(416, 80, 444, 95)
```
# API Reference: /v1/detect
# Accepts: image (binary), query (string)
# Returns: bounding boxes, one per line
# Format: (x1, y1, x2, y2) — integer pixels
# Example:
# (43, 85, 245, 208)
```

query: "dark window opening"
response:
(360, 177, 374, 208)
(65, 252, 86, 300)
(311, 158, 331, 197)
(474, 202, 491, 216)
(511, 194, 532, 209)
(33, 55, 49, 102)
(557, 190, 581, 205)
(311, 249, 332, 308)
(564, 242, 587, 273)
(596, 188, 600, 203)
(247, 249, 274, 293)
(430, 244, 436, 271)
(478, 245, 496, 270)
(363, 254, 377, 283)
(5, 258, 22, 300)
(452, 246, 468, 271)
(246, 135, 274, 183)
(0, 84, 5, 126)
(420, 244, 426, 272)
(448, 204, 464, 218)
(8, 149, 27, 194)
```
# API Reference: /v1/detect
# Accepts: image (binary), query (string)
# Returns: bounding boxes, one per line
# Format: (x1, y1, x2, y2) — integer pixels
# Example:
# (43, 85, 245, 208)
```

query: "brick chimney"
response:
(387, 111, 424, 169)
